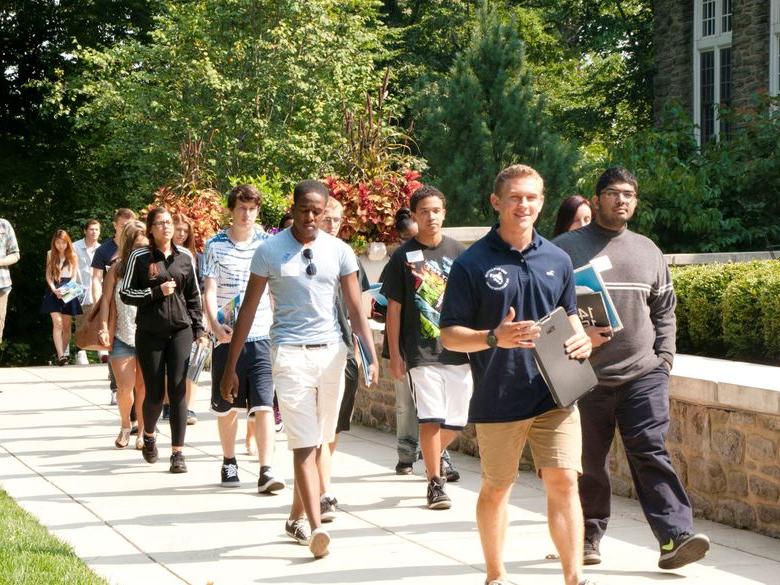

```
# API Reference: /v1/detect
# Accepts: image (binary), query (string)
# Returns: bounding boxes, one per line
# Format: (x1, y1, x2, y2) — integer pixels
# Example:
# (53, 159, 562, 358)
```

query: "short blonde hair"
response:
(493, 164, 544, 196)
(325, 197, 344, 214)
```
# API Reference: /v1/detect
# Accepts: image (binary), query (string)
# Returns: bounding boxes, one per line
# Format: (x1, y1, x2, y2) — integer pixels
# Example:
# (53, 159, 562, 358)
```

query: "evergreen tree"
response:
(417, 1, 578, 227)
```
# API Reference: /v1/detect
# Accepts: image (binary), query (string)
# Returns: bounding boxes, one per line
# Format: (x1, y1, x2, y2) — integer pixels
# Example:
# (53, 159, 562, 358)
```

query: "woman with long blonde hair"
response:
(40, 229, 83, 365)
(99, 220, 148, 449)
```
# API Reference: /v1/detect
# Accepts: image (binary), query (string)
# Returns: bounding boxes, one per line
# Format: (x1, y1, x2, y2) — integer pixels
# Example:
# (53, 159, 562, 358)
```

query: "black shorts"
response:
(211, 339, 273, 415)
(335, 355, 359, 433)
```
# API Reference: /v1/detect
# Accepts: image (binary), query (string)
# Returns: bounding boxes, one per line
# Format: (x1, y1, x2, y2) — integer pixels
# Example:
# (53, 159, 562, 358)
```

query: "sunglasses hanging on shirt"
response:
(302, 248, 317, 277)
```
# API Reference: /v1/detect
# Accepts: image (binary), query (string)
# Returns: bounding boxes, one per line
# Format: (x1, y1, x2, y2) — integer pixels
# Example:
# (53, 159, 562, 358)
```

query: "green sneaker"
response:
(658, 532, 710, 570)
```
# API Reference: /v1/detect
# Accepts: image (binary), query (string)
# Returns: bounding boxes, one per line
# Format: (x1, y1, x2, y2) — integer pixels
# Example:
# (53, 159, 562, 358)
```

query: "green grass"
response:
(0, 490, 109, 585)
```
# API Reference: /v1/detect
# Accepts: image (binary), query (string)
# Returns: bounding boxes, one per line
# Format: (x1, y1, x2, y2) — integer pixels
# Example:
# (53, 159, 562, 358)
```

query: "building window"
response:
(771, 0, 780, 97)
(694, 0, 733, 142)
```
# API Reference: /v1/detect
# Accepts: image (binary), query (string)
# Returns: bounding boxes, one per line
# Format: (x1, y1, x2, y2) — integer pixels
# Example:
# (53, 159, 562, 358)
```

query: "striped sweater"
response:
(553, 222, 676, 386)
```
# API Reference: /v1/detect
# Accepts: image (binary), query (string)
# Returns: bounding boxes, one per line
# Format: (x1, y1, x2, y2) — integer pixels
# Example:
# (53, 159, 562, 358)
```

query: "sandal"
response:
(135, 436, 144, 450)
(115, 428, 131, 449)
(57, 355, 68, 366)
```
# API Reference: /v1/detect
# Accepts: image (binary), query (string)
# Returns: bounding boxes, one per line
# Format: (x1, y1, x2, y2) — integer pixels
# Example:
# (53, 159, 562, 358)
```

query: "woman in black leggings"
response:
(119, 207, 207, 473)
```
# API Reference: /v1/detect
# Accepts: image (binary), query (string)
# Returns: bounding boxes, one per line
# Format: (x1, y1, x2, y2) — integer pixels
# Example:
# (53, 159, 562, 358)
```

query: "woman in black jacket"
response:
(119, 207, 208, 473)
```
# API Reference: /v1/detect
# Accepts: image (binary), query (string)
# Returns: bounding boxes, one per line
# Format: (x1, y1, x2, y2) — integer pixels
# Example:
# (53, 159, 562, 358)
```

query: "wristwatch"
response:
(486, 329, 498, 348)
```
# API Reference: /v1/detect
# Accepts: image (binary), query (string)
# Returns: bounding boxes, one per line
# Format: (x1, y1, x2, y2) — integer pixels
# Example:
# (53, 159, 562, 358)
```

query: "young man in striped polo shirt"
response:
(203, 184, 283, 493)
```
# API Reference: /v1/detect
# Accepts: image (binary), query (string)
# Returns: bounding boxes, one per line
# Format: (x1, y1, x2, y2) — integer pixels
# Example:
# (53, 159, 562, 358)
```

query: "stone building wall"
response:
(731, 0, 771, 108)
(653, 0, 771, 119)
(353, 330, 780, 538)
(653, 0, 694, 121)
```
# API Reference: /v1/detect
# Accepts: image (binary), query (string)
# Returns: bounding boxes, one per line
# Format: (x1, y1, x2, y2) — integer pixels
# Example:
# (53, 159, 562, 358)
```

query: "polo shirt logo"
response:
(546, 270, 555, 277)
(485, 267, 509, 290)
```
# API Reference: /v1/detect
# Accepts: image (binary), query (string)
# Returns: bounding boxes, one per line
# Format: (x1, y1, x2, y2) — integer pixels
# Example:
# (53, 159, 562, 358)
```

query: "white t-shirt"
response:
(73, 238, 100, 305)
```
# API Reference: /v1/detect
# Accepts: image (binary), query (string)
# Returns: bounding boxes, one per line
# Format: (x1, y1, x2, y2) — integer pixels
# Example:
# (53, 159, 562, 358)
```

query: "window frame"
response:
(693, 0, 733, 143)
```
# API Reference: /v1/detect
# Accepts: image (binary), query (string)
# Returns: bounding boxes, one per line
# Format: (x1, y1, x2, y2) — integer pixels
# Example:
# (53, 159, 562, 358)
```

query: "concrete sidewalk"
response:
(0, 365, 777, 585)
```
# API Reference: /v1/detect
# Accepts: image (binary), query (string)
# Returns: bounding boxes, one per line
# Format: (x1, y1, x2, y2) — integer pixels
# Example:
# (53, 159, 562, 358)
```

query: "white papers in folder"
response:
(352, 333, 374, 387)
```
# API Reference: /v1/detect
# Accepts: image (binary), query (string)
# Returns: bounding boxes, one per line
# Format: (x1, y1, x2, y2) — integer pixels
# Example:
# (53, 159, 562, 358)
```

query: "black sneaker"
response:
(426, 476, 451, 510)
(583, 539, 601, 565)
(221, 462, 240, 487)
(129, 425, 138, 436)
(658, 532, 710, 570)
(285, 517, 310, 545)
(395, 461, 414, 475)
(320, 494, 337, 522)
(258, 469, 284, 493)
(141, 434, 158, 463)
(440, 457, 460, 483)
(110, 390, 117, 405)
(169, 451, 187, 473)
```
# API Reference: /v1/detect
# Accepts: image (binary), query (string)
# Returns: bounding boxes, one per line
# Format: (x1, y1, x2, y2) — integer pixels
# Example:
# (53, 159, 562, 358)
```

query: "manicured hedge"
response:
(671, 261, 780, 363)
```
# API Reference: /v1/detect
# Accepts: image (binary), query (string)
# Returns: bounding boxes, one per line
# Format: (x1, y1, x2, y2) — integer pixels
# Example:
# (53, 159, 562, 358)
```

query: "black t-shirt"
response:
(381, 235, 468, 369)
(91, 239, 119, 273)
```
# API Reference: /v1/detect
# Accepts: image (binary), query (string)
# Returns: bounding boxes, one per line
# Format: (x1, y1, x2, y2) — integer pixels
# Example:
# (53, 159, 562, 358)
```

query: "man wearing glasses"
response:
(553, 167, 709, 570)
(316, 197, 370, 522)
(220, 180, 378, 559)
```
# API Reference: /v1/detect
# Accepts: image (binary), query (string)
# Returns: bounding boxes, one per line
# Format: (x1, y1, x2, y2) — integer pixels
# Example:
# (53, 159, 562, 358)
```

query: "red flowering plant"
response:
(325, 171, 422, 250)
(142, 135, 227, 252)
(325, 69, 425, 252)
(142, 187, 226, 252)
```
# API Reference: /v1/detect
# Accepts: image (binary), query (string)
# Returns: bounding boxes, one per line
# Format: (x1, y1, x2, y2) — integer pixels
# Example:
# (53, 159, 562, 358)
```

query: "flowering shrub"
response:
(143, 187, 227, 252)
(325, 170, 422, 249)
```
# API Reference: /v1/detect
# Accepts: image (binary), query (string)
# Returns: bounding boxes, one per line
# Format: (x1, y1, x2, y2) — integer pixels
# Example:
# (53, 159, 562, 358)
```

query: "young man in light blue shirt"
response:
(220, 180, 378, 559)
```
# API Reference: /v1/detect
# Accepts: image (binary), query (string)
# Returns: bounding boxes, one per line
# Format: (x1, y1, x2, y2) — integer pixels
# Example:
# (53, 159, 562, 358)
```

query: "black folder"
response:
(532, 307, 598, 408)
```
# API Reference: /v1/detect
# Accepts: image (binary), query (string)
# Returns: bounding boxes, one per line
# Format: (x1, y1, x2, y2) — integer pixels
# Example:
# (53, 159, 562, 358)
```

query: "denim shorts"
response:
(111, 336, 136, 359)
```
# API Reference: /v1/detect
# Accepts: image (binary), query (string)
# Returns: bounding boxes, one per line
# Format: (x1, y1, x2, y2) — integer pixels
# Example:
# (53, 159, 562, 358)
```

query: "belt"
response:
(298, 343, 329, 349)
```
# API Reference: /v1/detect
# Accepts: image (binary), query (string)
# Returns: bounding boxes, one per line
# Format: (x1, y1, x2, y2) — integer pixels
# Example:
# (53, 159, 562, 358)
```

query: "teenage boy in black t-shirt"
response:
(381, 185, 471, 510)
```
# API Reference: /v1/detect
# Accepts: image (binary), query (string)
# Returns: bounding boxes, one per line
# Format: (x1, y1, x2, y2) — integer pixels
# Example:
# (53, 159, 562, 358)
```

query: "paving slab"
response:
(0, 365, 778, 585)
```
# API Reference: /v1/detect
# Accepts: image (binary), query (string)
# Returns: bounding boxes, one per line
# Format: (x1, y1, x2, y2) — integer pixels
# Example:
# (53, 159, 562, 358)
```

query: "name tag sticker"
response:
(591, 255, 612, 273)
(281, 262, 300, 277)
(406, 250, 425, 263)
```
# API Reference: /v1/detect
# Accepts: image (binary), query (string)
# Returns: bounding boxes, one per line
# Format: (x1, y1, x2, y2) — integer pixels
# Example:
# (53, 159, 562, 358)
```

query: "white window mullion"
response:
(771, 0, 780, 97)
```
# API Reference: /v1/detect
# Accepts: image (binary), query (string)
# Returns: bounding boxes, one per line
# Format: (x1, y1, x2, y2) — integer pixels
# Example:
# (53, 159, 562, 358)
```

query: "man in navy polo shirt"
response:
(440, 164, 594, 585)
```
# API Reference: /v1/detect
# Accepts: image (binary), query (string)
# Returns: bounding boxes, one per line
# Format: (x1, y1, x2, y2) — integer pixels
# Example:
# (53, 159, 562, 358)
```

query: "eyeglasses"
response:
(600, 188, 637, 201)
(321, 216, 342, 225)
(152, 220, 174, 227)
(302, 248, 317, 277)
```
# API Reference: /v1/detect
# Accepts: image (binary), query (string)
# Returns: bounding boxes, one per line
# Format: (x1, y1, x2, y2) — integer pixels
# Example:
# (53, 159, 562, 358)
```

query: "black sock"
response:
(260, 465, 271, 474)
(223, 457, 237, 465)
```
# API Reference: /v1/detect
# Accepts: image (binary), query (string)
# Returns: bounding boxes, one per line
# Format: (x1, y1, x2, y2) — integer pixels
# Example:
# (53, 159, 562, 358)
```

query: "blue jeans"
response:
(395, 375, 452, 466)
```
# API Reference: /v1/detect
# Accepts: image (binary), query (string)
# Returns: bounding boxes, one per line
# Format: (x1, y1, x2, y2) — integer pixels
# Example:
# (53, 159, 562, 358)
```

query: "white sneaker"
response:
(309, 527, 330, 558)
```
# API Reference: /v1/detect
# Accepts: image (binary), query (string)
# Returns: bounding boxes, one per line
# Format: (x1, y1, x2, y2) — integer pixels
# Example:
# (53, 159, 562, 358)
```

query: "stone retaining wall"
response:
(353, 330, 780, 538)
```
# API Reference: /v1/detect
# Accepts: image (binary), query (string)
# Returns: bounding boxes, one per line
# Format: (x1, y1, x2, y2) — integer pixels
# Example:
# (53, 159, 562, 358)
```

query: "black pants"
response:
(579, 363, 694, 545)
(136, 327, 193, 447)
(335, 355, 359, 434)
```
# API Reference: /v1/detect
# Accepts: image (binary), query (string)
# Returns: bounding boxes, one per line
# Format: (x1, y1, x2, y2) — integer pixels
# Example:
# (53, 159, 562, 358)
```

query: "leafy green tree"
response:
(417, 1, 577, 226)
(0, 1, 162, 365)
(53, 0, 388, 199)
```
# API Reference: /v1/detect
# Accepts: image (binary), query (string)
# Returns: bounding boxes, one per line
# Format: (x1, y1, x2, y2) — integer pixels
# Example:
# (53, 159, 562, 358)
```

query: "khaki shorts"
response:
(476, 407, 582, 487)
